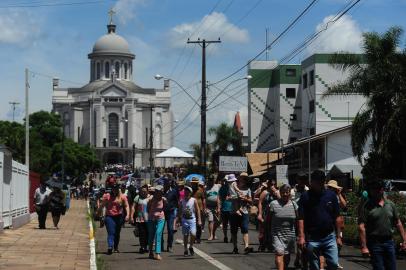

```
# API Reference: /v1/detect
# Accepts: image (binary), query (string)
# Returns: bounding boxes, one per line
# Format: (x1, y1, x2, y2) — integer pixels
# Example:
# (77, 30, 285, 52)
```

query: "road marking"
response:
(87, 201, 97, 270)
(175, 239, 233, 270)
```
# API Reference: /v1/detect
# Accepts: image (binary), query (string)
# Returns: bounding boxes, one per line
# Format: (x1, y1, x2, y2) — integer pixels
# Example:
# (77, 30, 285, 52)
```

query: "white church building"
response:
(52, 18, 174, 166)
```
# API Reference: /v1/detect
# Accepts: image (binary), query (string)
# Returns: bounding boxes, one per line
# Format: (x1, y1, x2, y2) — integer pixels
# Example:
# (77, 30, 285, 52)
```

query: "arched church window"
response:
(115, 62, 120, 78)
(105, 61, 110, 79)
(96, 62, 101, 79)
(124, 63, 128, 79)
(108, 113, 119, 147)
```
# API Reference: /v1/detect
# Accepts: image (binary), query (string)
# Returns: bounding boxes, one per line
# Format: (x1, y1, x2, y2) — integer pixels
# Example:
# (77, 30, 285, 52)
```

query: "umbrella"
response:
(120, 173, 133, 181)
(185, 174, 205, 184)
(46, 179, 64, 189)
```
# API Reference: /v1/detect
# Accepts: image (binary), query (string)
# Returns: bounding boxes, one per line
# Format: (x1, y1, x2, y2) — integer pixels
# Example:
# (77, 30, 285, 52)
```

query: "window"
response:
(302, 73, 308, 88)
(310, 70, 315, 86)
(286, 68, 296, 77)
(105, 62, 110, 78)
(115, 62, 120, 78)
(108, 113, 119, 147)
(310, 128, 315, 135)
(96, 62, 101, 79)
(124, 63, 128, 79)
(290, 114, 297, 121)
(286, 88, 296, 98)
(309, 100, 315, 113)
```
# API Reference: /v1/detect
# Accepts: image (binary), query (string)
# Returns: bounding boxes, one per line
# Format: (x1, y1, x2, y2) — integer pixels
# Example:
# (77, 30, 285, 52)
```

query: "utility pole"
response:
(25, 68, 29, 168)
(61, 114, 65, 183)
(9, 102, 20, 122)
(149, 106, 154, 184)
(187, 38, 221, 179)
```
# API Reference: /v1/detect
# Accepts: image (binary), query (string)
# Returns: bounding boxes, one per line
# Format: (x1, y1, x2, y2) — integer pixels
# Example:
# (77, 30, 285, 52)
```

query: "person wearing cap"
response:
(191, 178, 206, 243)
(178, 179, 186, 202)
(218, 174, 233, 243)
(297, 170, 341, 270)
(358, 180, 406, 270)
(99, 184, 130, 255)
(177, 185, 202, 256)
(147, 185, 167, 260)
(229, 172, 253, 255)
(269, 184, 298, 270)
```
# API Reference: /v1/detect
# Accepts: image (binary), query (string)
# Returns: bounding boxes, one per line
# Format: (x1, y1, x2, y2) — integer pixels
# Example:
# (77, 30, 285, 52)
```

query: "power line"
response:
(210, 0, 320, 86)
(0, 0, 112, 8)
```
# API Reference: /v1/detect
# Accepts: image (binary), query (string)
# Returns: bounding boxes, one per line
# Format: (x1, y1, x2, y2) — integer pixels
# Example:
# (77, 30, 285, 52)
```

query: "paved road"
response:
(95, 219, 406, 270)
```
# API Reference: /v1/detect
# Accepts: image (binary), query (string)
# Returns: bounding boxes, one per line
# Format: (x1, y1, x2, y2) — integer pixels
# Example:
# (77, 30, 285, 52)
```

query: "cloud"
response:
(0, 9, 41, 46)
(167, 12, 249, 49)
(113, 0, 146, 25)
(307, 15, 362, 54)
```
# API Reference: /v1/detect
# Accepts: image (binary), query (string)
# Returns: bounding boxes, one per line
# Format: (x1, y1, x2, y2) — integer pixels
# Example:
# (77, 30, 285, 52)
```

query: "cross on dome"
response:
(108, 8, 116, 25)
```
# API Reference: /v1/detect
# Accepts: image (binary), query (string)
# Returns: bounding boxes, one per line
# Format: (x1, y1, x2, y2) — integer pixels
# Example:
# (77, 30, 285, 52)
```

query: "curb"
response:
(87, 200, 97, 270)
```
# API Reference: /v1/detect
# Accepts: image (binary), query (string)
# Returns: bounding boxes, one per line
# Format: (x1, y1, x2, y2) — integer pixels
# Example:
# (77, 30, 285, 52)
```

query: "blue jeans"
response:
(105, 215, 123, 249)
(368, 240, 397, 270)
(306, 232, 339, 270)
(165, 208, 177, 248)
(148, 219, 165, 254)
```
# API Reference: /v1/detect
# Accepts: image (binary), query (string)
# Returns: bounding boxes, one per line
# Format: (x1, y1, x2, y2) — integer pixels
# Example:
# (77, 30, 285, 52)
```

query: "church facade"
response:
(52, 20, 173, 166)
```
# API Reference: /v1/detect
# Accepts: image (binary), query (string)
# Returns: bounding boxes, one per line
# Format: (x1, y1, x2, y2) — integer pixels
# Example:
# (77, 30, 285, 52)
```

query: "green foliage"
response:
(323, 27, 406, 179)
(0, 110, 101, 180)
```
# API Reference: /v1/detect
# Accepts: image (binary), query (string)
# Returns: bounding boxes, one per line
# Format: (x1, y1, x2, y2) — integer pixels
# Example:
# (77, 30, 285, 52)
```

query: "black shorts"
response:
(230, 213, 249, 234)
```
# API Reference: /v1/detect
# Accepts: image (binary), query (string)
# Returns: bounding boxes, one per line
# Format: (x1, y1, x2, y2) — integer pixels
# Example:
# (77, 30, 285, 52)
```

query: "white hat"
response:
(227, 174, 237, 182)
(184, 186, 193, 193)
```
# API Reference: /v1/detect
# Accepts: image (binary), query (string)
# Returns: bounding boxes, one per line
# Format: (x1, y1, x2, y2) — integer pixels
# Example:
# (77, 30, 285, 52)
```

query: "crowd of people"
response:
(94, 169, 406, 270)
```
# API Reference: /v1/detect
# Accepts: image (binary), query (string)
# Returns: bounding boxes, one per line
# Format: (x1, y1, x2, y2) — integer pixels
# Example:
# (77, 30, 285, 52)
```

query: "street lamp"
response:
(207, 75, 252, 108)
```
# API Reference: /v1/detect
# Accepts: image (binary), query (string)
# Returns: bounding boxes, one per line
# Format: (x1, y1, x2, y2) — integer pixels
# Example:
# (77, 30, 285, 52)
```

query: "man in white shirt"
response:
(34, 181, 51, 229)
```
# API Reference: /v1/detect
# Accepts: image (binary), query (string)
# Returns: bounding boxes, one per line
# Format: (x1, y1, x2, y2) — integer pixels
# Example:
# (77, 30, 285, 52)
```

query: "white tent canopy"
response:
(156, 147, 193, 158)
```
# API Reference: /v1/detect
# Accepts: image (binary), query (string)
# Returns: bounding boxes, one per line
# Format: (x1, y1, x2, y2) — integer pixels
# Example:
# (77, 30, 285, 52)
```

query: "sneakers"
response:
(189, 247, 195, 256)
(107, 248, 113, 255)
(114, 249, 120, 253)
(232, 247, 239, 254)
(337, 264, 344, 269)
(184, 250, 188, 257)
(244, 247, 253, 255)
(139, 248, 146, 254)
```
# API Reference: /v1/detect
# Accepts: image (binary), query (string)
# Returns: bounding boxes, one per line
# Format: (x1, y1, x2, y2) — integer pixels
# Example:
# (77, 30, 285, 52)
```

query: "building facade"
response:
(52, 20, 173, 166)
(248, 54, 366, 153)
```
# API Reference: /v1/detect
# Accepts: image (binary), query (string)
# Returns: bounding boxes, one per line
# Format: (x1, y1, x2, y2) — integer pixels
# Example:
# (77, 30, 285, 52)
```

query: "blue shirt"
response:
(164, 187, 179, 211)
(219, 185, 233, 212)
(298, 189, 339, 239)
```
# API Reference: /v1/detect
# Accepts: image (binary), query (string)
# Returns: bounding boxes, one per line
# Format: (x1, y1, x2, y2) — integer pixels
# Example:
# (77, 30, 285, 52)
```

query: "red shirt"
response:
(103, 193, 128, 216)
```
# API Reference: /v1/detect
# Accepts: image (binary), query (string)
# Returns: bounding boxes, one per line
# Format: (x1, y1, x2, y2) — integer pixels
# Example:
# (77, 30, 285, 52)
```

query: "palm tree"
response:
(322, 27, 406, 179)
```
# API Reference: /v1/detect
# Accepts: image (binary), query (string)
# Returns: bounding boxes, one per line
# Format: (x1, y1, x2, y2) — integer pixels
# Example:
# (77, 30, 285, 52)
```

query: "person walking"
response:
(229, 172, 253, 254)
(257, 179, 280, 252)
(297, 170, 341, 270)
(358, 180, 406, 270)
(205, 176, 221, 241)
(48, 186, 66, 229)
(100, 184, 130, 254)
(33, 181, 52, 229)
(164, 178, 179, 252)
(192, 178, 206, 243)
(270, 184, 298, 270)
(147, 185, 166, 260)
(218, 175, 233, 243)
(131, 185, 151, 254)
(177, 185, 201, 256)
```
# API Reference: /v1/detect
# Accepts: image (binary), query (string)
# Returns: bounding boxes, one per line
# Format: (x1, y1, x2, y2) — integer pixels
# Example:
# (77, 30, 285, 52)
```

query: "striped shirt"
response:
(270, 199, 297, 239)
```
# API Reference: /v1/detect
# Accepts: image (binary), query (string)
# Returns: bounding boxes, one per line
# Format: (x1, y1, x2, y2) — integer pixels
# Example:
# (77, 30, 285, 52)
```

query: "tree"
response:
(322, 27, 406, 179)
(0, 111, 101, 180)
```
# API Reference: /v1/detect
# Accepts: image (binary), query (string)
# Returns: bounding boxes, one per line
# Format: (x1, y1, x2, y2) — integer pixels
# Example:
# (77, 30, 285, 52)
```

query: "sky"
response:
(0, 0, 405, 150)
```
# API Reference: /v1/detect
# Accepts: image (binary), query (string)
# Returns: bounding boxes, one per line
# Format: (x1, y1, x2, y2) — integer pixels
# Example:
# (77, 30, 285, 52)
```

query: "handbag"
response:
(249, 205, 258, 217)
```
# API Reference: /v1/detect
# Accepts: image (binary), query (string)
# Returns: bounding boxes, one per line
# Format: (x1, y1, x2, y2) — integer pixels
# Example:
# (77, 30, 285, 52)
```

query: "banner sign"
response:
(276, 165, 289, 185)
(219, 156, 247, 172)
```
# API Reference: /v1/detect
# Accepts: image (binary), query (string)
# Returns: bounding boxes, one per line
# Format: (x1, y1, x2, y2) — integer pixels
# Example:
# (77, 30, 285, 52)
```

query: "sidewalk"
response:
(0, 200, 90, 270)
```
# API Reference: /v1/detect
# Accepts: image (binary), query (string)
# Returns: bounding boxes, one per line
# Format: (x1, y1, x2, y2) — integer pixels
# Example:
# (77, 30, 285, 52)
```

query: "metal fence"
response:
(0, 149, 29, 229)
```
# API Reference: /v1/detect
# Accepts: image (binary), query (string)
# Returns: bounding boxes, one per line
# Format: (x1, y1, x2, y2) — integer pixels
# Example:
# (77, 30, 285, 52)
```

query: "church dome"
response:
(93, 32, 131, 54)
